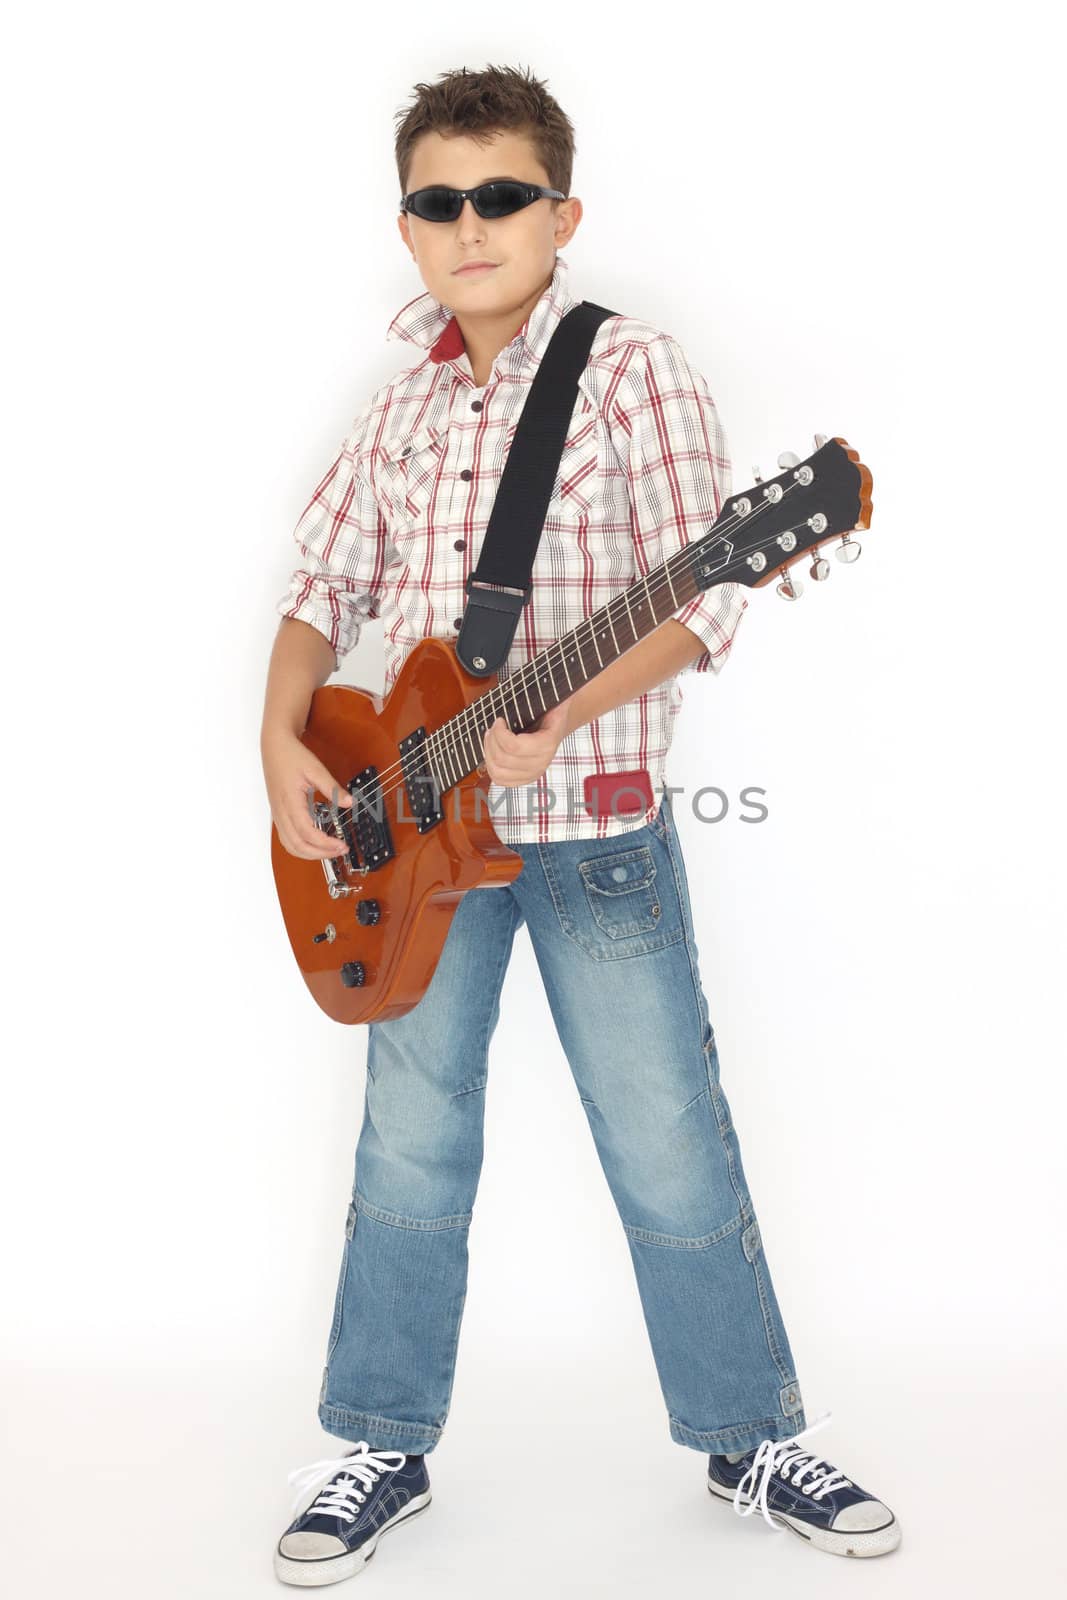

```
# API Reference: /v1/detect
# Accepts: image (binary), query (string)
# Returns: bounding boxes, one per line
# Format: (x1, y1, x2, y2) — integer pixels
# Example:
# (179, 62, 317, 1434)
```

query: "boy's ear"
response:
(554, 195, 583, 247)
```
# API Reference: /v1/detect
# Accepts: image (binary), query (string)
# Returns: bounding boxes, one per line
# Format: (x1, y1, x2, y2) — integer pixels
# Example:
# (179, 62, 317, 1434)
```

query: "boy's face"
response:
(397, 128, 582, 316)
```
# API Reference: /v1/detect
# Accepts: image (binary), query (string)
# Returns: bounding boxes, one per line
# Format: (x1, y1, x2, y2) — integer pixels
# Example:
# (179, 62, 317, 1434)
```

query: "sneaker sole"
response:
(706, 1478, 901, 1558)
(274, 1491, 433, 1586)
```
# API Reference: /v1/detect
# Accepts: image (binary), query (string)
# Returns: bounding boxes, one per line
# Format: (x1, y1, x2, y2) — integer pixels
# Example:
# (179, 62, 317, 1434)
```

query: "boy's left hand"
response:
(480, 701, 572, 787)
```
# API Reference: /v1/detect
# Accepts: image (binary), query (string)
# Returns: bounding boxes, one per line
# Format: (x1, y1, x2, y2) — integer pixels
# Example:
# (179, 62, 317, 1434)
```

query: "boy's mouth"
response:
(453, 261, 499, 276)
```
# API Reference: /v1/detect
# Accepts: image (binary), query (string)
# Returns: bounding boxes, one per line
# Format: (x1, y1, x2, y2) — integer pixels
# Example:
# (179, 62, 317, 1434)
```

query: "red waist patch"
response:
(582, 768, 655, 819)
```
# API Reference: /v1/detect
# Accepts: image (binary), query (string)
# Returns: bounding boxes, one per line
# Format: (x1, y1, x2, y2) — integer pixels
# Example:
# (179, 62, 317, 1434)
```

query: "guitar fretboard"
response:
(425, 536, 709, 792)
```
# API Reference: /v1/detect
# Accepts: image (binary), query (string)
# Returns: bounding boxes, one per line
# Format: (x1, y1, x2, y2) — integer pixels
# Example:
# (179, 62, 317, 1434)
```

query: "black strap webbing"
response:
(455, 298, 618, 677)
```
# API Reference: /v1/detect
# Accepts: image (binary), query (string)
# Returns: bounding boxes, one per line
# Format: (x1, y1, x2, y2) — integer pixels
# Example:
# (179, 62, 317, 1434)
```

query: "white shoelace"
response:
(732, 1411, 854, 1530)
(287, 1441, 409, 1521)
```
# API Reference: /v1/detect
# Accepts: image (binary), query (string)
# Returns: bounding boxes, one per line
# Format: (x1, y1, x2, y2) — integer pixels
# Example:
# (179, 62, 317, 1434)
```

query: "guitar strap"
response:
(455, 298, 619, 677)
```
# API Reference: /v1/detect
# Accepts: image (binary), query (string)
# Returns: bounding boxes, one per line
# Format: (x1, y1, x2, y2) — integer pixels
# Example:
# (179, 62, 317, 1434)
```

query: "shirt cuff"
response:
(671, 584, 749, 674)
(276, 575, 367, 663)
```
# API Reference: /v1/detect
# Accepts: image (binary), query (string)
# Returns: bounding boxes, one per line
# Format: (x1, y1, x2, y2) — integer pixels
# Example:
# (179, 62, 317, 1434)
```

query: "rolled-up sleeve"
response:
(276, 403, 392, 664)
(615, 332, 748, 674)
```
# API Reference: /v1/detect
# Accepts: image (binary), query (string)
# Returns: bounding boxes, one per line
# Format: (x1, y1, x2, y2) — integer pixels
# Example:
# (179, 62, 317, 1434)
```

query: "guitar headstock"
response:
(691, 436, 873, 599)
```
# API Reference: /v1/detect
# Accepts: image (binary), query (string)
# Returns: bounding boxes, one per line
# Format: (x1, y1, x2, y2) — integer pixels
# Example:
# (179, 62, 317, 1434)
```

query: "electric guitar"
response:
(271, 435, 873, 1024)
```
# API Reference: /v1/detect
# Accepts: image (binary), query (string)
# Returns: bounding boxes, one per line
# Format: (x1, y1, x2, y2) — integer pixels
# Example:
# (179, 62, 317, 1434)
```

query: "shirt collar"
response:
(385, 254, 579, 383)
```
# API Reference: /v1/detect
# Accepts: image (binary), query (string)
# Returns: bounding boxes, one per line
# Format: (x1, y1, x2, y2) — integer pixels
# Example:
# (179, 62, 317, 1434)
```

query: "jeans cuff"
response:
(669, 1410, 809, 1455)
(318, 1403, 443, 1453)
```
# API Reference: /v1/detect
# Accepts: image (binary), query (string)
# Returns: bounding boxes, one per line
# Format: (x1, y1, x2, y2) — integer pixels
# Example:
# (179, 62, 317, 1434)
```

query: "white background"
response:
(4, 2, 1064, 1594)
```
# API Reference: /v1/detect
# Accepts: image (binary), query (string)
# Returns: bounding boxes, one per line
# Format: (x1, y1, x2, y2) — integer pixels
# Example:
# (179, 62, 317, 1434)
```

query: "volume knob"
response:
(339, 961, 366, 988)
(357, 899, 381, 926)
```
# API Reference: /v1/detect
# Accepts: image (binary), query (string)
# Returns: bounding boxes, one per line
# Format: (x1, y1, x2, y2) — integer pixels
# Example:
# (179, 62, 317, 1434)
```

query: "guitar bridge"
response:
(313, 797, 363, 898)
(313, 764, 394, 896)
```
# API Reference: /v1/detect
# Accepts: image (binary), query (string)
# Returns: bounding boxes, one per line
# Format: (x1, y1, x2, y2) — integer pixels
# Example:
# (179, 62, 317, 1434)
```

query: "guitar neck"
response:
(427, 540, 703, 792)
(424, 436, 871, 794)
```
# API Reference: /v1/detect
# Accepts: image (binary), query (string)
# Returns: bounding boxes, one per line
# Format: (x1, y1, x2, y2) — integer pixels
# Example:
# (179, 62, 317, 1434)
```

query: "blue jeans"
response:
(317, 793, 807, 1455)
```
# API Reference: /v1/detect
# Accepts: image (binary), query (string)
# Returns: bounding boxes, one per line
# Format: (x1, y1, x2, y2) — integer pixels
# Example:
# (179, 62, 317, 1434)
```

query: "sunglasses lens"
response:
(474, 182, 528, 218)
(410, 188, 462, 222)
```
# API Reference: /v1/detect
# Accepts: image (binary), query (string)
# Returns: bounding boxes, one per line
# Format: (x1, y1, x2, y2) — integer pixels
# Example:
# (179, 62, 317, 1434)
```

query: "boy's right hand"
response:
(262, 728, 353, 860)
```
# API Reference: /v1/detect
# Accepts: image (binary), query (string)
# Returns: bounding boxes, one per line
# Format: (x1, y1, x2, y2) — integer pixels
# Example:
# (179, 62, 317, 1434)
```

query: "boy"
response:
(261, 65, 900, 1583)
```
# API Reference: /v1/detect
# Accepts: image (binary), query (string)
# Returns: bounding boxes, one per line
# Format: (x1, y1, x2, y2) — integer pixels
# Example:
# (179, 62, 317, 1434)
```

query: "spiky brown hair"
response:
(394, 63, 575, 201)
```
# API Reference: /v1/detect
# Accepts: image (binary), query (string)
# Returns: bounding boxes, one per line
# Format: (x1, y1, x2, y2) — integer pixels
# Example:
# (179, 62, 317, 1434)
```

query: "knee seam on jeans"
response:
(450, 1078, 488, 1099)
(353, 1191, 473, 1231)
(622, 1208, 745, 1250)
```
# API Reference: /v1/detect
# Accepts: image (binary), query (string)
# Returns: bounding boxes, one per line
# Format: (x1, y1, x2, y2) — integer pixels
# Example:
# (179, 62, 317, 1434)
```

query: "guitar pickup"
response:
(399, 726, 444, 835)
(345, 766, 396, 871)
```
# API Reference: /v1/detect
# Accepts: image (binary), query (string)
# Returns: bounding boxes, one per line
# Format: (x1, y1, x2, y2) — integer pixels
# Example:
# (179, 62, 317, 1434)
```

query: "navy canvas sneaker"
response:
(274, 1440, 432, 1586)
(706, 1413, 900, 1558)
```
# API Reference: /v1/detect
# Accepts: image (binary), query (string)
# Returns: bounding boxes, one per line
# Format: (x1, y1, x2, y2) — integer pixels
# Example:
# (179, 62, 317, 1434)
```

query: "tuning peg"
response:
(834, 532, 862, 564)
(809, 551, 830, 581)
(777, 450, 801, 470)
(776, 570, 804, 600)
(813, 433, 828, 450)
(752, 465, 764, 483)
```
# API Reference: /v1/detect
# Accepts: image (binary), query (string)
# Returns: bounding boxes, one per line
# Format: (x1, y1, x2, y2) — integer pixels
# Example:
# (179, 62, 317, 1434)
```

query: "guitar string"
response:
(432, 463, 844, 784)
(436, 469, 817, 787)
(318, 494, 770, 838)
(318, 472, 834, 833)
(324, 472, 824, 834)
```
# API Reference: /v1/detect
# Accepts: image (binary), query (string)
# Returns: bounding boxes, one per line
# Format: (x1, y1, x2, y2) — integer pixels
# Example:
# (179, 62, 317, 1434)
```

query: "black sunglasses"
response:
(399, 180, 566, 223)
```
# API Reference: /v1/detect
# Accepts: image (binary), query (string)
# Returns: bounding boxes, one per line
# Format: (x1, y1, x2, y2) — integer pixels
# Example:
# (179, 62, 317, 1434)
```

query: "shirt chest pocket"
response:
(504, 408, 601, 521)
(377, 423, 446, 530)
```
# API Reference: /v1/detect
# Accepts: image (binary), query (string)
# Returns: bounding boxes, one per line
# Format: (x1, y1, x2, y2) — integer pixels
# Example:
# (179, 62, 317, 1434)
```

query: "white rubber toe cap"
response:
(278, 1530, 348, 1558)
(831, 1499, 894, 1532)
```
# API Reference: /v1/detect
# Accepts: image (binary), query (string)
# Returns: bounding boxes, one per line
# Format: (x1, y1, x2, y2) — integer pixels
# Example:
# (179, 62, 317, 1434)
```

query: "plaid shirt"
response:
(277, 254, 748, 842)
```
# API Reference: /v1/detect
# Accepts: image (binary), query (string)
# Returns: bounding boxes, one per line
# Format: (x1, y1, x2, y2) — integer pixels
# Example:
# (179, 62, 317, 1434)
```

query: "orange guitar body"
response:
(270, 637, 521, 1025)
